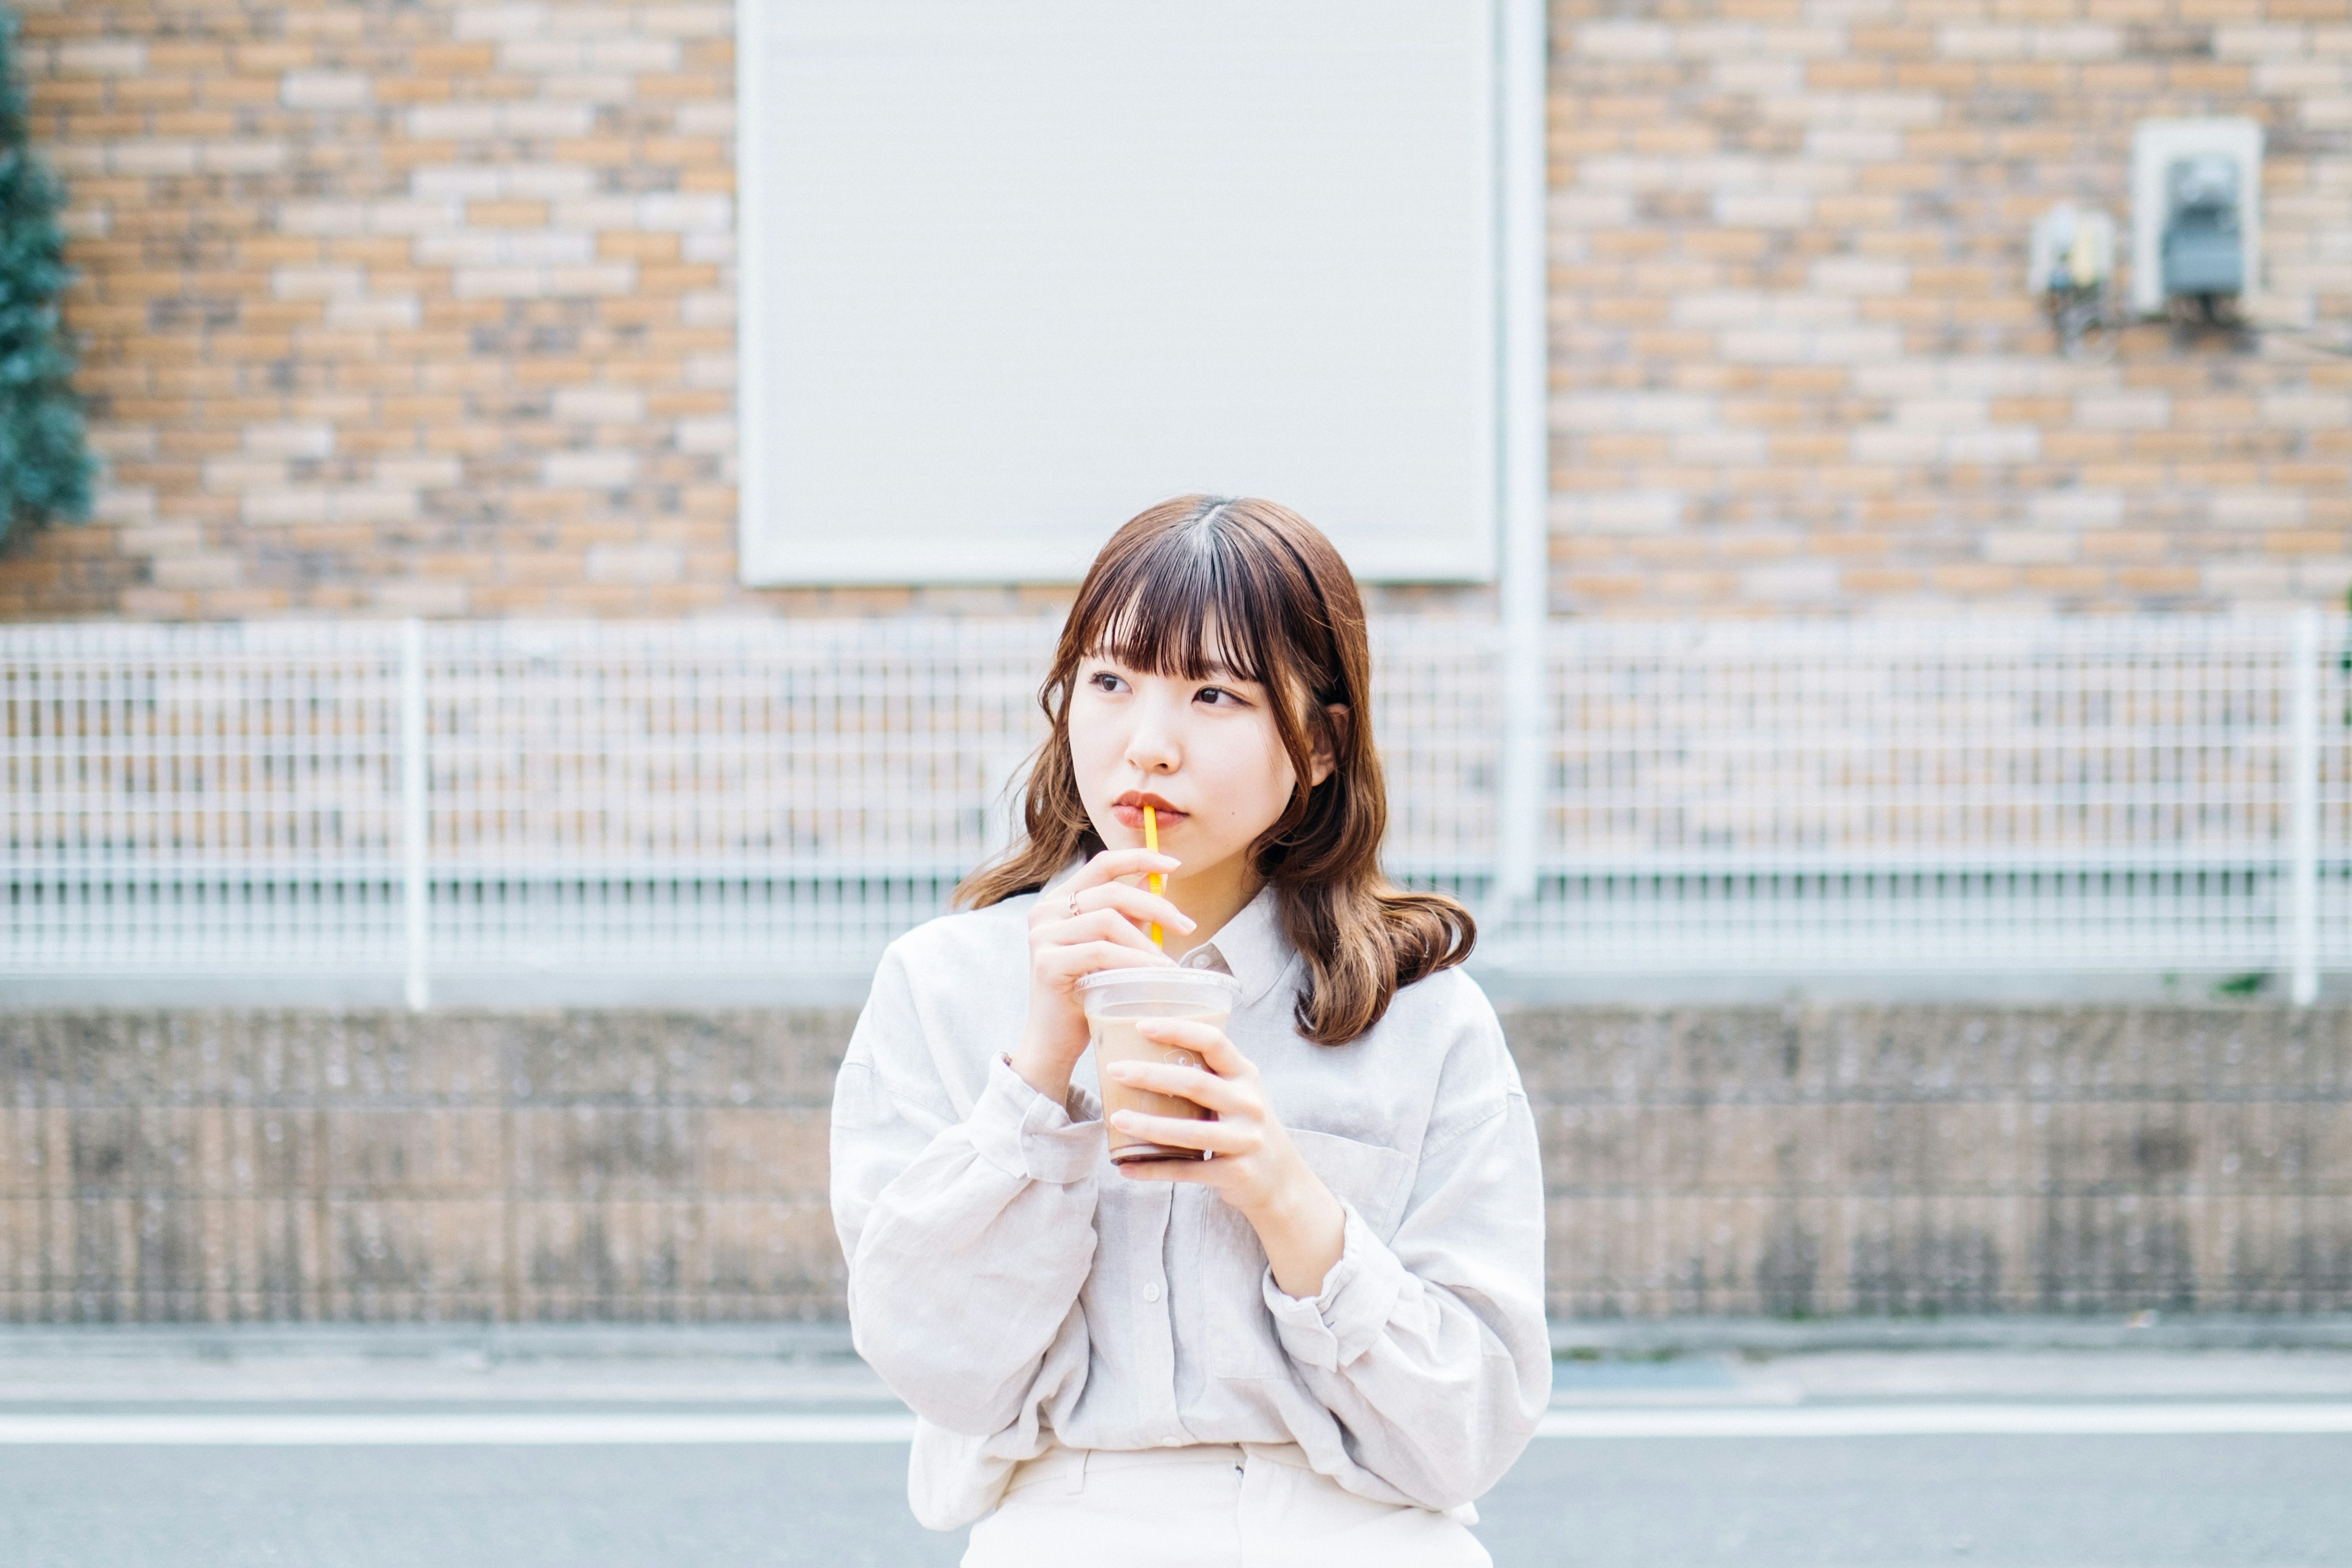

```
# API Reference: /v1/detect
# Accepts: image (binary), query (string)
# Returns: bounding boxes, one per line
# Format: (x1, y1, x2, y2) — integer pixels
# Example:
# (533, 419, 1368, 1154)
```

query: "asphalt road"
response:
(8, 1431, 2352, 1567)
(7, 1336, 2352, 1568)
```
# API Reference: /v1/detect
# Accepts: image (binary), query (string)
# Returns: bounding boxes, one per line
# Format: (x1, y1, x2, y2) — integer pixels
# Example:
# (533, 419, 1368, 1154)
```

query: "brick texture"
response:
(0, 2, 2348, 620)
(5, 1006, 2348, 1323)
(1549, 1, 2352, 615)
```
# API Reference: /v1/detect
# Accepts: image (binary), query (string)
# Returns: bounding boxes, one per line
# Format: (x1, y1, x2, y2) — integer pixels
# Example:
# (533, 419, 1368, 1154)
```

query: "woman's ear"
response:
(1308, 703, 1348, 788)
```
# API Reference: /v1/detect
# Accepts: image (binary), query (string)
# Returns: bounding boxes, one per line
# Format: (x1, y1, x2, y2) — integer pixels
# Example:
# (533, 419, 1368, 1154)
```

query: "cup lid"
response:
(1076, 964, 1243, 998)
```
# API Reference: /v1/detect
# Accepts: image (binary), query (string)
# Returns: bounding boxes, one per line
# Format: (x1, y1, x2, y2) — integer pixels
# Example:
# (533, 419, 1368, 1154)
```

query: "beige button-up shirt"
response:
(829, 876, 1551, 1531)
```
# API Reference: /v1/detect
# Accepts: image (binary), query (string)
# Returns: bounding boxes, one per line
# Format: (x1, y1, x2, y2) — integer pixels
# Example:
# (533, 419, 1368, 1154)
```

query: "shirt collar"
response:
(1174, 881, 1293, 1008)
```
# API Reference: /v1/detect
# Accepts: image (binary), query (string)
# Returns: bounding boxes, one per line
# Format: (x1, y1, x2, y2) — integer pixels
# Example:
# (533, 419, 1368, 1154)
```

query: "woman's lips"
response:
(1110, 802, 1187, 831)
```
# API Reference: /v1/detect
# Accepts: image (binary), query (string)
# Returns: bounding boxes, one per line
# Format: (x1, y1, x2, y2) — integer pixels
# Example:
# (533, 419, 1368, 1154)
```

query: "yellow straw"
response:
(1144, 805, 1163, 948)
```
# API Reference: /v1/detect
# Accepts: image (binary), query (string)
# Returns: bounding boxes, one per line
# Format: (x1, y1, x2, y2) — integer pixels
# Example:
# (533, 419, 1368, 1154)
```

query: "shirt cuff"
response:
(1260, 1200, 1409, 1371)
(967, 1055, 1102, 1185)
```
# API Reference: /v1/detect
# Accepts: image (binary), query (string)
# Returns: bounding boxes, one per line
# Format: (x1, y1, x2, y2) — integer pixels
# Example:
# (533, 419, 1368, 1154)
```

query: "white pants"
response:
(961, 1442, 1492, 1567)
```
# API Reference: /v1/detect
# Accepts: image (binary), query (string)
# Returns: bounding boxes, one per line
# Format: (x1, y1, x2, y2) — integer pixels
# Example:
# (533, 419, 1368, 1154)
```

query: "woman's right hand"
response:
(1008, 847, 1191, 1105)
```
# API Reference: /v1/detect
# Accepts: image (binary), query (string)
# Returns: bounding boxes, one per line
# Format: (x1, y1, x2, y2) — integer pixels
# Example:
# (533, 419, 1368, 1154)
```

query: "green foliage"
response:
(0, 6, 95, 548)
(2342, 584, 2352, 701)
(2211, 970, 2269, 999)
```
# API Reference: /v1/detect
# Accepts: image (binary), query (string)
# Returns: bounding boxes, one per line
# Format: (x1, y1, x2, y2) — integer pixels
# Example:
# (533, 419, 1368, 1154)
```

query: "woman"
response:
(830, 496, 1549, 1564)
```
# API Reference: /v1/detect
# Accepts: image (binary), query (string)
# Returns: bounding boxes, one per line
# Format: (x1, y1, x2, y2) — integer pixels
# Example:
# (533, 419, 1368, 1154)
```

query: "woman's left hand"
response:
(1106, 1020, 1346, 1299)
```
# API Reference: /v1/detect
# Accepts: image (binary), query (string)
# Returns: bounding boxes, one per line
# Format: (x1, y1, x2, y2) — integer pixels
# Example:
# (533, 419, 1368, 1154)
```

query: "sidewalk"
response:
(6, 1316, 2352, 1414)
(0, 1323, 888, 1410)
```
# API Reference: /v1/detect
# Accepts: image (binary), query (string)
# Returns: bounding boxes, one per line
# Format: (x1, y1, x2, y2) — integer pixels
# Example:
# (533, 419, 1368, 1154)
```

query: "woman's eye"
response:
(1087, 671, 1125, 693)
(1196, 687, 1240, 707)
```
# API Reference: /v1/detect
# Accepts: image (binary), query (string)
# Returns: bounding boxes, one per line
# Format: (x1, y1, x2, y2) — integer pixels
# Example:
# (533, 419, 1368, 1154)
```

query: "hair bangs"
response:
(1077, 518, 1278, 690)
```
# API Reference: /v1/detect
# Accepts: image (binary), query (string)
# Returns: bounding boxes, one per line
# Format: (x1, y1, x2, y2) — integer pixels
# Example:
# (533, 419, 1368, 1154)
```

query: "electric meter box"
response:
(2130, 118, 2262, 315)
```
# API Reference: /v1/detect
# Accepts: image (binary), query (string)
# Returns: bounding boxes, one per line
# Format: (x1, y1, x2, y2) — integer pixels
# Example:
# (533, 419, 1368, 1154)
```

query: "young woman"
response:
(830, 497, 1549, 1565)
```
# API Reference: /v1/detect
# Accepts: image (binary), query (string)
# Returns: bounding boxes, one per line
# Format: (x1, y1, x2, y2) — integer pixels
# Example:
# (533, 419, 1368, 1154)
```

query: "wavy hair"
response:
(954, 495, 1474, 1045)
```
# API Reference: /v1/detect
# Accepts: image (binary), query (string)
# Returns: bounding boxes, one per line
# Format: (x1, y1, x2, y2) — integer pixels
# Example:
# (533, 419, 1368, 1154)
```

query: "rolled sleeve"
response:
(1251, 1071, 1551, 1513)
(831, 940, 1099, 1448)
(967, 1056, 1104, 1185)
(1260, 1202, 1409, 1371)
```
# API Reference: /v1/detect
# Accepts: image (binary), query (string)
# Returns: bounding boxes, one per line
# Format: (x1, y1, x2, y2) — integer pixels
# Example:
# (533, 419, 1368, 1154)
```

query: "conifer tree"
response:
(0, 5, 94, 548)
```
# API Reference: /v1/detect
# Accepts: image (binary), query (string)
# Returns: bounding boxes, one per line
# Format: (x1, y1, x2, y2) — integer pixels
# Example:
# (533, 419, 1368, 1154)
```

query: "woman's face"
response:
(1067, 638, 1329, 887)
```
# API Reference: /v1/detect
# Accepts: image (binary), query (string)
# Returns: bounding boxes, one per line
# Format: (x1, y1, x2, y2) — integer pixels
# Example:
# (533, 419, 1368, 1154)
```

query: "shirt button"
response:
(1144, 1281, 1163, 1303)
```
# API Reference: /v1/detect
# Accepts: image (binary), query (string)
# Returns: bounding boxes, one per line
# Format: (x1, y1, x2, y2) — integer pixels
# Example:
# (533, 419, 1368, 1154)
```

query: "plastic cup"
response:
(1076, 966, 1241, 1164)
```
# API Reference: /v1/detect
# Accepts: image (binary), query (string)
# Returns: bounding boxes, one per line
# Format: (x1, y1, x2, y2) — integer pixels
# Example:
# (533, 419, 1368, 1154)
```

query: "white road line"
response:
(0, 1412, 922, 1446)
(3, 1404, 2350, 1446)
(1532, 1404, 2352, 1439)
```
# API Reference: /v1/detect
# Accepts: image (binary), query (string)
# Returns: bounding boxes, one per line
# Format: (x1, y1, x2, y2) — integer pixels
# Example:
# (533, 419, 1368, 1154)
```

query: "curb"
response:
(1550, 1314, 2352, 1357)
(9, 1315, 2352, 1365)
(0, 1322, 864, 1363)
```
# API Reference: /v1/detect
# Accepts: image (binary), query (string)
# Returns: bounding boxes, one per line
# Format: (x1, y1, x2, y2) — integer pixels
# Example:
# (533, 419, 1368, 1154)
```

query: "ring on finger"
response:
(1066, 889, 1081, 918)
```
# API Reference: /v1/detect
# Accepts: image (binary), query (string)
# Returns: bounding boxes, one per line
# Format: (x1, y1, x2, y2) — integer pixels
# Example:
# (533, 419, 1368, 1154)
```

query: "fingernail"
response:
(1106, 1062, 1135, 1080)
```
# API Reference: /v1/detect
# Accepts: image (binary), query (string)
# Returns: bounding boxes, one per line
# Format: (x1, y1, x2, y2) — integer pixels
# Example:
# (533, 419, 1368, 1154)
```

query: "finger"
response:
(1038, 940, 1171, 980)
(1074, 881, 1196, 935)
(1041, 908, 1166, 956)
(1071, 847, 1182, 891)
(1109, 1110, 1255, 1156)
(1135, 1019, 1252, 1077)
(1102, 1060, 1253, 1115)
(1064, 907, 1172, 948)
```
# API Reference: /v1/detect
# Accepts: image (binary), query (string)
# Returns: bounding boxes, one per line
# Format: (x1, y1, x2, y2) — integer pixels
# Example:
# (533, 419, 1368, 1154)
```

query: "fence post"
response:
(400, 617, 431, 1011)
(2290, 606, 2319, 1006)
(1493, 0, 1549, 919)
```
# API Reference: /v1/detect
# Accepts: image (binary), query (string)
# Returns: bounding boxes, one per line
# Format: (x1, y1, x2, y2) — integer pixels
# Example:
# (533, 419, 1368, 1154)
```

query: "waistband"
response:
(1003, 1441, 1315, 1498)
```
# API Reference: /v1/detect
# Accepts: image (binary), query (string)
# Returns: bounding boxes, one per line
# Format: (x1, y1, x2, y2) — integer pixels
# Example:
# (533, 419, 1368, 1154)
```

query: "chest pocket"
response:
(1203, 1129, 1415, 1378)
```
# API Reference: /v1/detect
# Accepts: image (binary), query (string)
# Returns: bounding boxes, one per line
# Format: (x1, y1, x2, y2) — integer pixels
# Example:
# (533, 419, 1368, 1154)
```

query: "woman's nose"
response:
(1123, 700, 1182, 772)
(1124, 732, 1178, 772)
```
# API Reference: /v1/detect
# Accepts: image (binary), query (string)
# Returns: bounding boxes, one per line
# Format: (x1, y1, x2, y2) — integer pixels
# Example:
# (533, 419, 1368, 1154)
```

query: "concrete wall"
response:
(4, 2, 2348, 620)
(0, 1011, 845, 1322)
(4, 1006, 2346, 1322)
(1518, 1006, 2352, 1316)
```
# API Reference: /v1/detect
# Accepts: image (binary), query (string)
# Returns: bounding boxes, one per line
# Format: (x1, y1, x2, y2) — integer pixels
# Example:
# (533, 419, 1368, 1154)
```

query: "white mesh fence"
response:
(1519, 615, 2339, 984)
(3, 622, 411, 976)
(4, 614, 2345, 999)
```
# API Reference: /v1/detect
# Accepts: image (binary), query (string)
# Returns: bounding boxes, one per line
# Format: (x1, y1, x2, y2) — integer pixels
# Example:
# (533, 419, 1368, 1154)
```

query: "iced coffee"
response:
(1076, 967, 1242, 1164)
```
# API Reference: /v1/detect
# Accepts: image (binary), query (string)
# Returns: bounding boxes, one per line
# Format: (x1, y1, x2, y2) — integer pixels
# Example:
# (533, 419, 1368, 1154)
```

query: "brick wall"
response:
(1548, 2, 2352, 614)
(5, 1006, 2348, 1323)
(0, 1, 2348, 621)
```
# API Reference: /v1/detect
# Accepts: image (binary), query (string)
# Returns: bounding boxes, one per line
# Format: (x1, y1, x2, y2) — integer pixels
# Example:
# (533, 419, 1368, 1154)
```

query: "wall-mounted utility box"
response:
(2131, 118, 2263, 315)
(2029, 203, 2115, 296)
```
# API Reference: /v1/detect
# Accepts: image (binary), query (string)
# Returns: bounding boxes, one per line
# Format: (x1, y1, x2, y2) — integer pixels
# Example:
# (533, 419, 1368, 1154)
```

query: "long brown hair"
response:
(955, 496, 1474, 1045)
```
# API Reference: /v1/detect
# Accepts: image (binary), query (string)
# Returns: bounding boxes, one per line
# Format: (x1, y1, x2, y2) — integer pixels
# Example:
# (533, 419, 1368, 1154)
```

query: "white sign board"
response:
(736, 1, 1504, 584)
